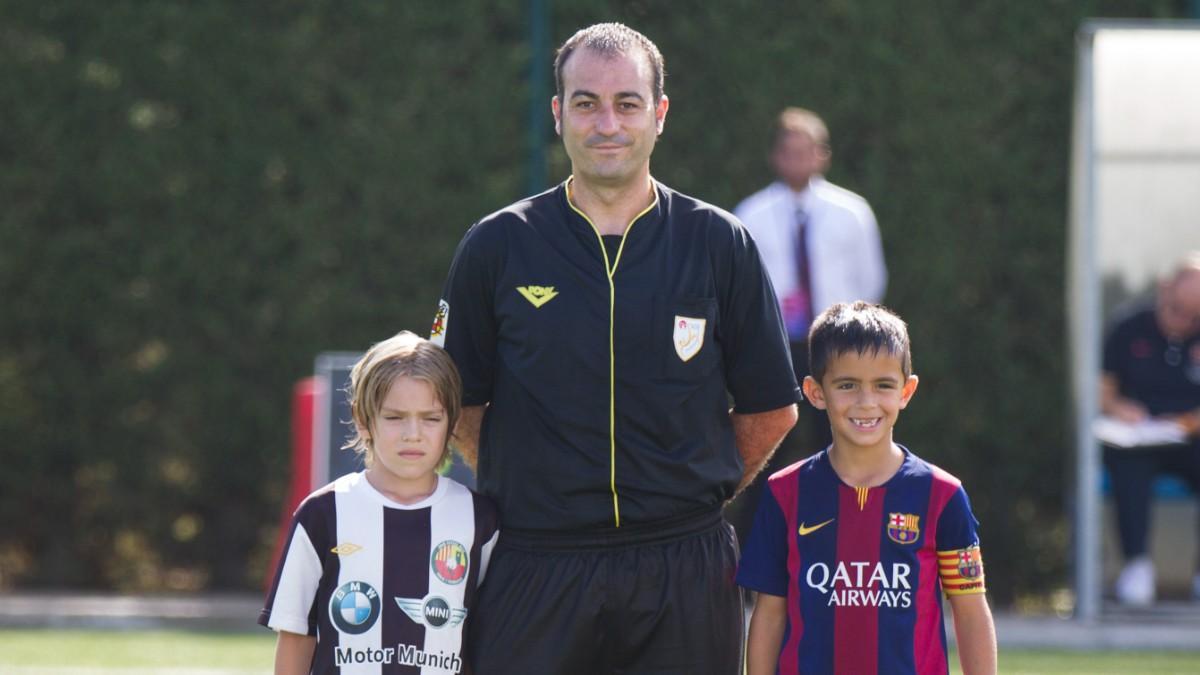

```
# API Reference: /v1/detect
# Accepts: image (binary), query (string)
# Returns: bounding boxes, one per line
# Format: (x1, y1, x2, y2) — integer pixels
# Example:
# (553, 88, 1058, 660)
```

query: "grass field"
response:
(1, 629, 1198, 674)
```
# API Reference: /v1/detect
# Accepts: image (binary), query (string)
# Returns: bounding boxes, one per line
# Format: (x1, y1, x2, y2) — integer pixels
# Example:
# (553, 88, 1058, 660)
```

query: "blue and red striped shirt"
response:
(736, 447, 985, 675)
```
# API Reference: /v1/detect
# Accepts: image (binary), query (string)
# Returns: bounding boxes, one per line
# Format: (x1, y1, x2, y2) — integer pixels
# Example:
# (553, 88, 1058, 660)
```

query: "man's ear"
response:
(551, 96, 562, 135)
(654, 95, 669, 135)
(802, 376, 827, 410)
(899, 375, 919, 409)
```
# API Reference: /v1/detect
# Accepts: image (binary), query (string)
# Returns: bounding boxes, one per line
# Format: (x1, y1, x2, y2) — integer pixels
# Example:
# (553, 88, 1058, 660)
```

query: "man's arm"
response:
(1099, 372, 1149, 423)
(948, 593, 997, 675)
(732, 404, 798, 494)
(452, 405, 486, 471)
(746, 593, 788, 675)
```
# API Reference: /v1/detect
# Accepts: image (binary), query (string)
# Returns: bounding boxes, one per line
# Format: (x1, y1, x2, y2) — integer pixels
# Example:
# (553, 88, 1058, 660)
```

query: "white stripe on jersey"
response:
(334, 478, 387, 674)
(268, 525, 322, 635)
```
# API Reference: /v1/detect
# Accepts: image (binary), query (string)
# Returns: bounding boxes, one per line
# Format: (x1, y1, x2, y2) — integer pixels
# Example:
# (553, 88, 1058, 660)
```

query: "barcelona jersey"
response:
(736, 447, 985, 675)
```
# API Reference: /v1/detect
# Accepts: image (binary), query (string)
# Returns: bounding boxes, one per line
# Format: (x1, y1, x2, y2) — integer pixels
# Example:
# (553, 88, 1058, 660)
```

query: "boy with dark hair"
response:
(737, 301, 997, 675)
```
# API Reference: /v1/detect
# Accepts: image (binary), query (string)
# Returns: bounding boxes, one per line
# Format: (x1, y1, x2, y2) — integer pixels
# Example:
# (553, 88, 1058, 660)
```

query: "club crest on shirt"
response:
(673, 315, 705, 362)
(430, 299, 449, 347)
(431, 540, 468, 584)
(329, 580, 381, 634)
(958, 546, 983, 579)
(886, 512, 920, 544)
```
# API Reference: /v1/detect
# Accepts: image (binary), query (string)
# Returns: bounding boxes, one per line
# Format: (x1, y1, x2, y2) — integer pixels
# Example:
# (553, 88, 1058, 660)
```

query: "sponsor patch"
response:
(329, 581, 381, 634)
(430, 299, 449, 346)
(431, 540, 468, 584)
(886, 512, 920, 544)
(517, 285, 559, 308)
(395, 594, 468, 629)
(673, 315, 705, 362)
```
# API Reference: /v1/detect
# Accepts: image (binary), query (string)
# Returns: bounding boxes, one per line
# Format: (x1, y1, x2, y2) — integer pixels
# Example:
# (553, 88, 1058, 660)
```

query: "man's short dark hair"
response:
(554, 23, 665, 102)
(808, 301, 913, 382)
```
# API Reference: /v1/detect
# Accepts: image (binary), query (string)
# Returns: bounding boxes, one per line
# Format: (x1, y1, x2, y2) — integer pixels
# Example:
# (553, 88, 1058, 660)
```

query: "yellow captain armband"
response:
(938, 545, 987, 596)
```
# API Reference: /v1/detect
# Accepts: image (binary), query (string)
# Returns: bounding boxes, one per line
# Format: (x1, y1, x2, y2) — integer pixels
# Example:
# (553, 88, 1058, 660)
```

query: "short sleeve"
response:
(433, 224, 500, 406)
(719, 225, 802, 413)
(935, 486, 986, 596)
(735, 488, 791, 596)
(259, 513, 324, 635)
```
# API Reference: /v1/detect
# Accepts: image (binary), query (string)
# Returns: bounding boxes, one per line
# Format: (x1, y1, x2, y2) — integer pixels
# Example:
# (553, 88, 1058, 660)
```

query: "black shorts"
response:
(465, 507, 744, 675)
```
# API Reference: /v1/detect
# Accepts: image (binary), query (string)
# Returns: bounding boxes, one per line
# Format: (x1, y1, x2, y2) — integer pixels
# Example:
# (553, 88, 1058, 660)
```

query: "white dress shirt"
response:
(734, 178, 886, 330)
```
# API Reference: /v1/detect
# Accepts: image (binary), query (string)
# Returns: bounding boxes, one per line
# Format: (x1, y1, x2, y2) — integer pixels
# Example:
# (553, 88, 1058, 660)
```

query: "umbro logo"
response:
(517, 286, 559, 308)
(331, 542, 363, 556)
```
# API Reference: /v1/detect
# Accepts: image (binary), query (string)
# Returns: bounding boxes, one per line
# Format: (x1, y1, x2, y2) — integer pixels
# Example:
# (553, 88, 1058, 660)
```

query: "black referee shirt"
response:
(1103, 305, 1200, 416)
(435, 180, 801, 531)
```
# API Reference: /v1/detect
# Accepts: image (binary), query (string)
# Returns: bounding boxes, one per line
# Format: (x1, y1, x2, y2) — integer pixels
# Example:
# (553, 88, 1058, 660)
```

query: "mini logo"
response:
(887, 512, 920, 544)
(395, 594, 467, 629)
(430, 299, 449, 346)
(673, 315, 706, 362)
(517, 285, 559, 308)
(330, 542, 363, 556)
(431, 540, 468, 584)
(798, 518, 835, 536)
(329, 581, 381, 634)
(958, 547, 983, 579)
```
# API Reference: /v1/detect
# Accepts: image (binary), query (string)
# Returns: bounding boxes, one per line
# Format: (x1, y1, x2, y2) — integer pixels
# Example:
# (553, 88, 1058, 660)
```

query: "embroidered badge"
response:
(957, 546, 984, 579)
(517, 285, 559, 308)
(886, 512, 920, 544)
(673, 315, 705, 362)
(430, 299, 449, 346)
(430, 540, 468, 584)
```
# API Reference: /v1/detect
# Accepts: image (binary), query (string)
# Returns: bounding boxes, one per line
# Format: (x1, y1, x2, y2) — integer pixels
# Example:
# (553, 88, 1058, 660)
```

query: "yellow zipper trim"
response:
(565, 176, 659, 527)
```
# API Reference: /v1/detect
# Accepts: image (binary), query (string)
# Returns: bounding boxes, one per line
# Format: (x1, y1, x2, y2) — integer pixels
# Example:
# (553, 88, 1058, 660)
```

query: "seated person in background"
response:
(1101, 252, 1200, 605)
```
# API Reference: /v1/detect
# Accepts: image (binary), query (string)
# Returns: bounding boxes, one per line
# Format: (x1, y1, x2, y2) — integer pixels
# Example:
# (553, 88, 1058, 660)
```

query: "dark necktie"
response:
(785, 207, 813, 340)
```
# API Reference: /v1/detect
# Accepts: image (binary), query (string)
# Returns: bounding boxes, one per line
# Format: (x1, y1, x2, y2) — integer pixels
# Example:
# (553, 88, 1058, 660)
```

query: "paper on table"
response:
(1093, 416, 1187, 448)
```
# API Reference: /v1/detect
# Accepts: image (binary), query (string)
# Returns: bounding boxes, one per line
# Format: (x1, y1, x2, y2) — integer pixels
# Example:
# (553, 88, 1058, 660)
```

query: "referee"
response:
(433, 23, 799, 674)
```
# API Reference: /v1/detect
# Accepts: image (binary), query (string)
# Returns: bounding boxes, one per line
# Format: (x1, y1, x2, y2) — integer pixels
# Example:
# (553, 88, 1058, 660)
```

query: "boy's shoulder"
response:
(766, 450, 828, 485)
(897, 448, 966, 491)
(441, 477, 501, 530)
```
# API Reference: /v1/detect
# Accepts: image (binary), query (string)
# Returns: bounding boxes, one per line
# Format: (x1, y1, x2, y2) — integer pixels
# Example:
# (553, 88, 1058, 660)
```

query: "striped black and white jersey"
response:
(260, 472, 499, 674)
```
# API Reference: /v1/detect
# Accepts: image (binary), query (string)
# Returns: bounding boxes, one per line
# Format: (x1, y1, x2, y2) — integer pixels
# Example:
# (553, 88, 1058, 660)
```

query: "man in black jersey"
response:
(433, 23, 799, 674)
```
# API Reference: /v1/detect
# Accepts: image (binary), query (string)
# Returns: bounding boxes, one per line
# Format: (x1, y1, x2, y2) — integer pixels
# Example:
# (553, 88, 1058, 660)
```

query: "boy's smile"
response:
(804, 349, 918, 457)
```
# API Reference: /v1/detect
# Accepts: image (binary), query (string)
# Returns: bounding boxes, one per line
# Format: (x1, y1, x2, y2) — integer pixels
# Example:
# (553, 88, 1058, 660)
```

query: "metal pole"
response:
(1070, 23, 1101, 623)
(526, 0, 549, 196)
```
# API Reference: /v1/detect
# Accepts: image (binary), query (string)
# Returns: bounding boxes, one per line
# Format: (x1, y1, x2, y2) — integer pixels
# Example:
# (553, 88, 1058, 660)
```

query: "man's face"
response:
(772, 130, 829, 191)
(1156, 270, 1200, 340)
(552, 47, 668, 187)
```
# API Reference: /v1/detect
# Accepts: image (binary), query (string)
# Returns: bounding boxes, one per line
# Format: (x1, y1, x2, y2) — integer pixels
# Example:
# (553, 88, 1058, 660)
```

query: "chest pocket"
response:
(659, 296, 720, 382)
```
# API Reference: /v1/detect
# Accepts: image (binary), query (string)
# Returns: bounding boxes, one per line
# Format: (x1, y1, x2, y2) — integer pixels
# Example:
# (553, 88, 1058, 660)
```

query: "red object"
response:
(265, 377, 317, 591)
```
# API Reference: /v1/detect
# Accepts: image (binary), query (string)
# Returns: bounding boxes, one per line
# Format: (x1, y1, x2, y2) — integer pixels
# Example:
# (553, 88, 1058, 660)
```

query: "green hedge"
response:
(0, 1, 1186, 601)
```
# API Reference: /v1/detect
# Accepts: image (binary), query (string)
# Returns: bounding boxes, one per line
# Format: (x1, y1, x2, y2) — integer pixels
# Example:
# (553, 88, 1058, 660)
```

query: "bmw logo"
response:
(329, 581, 381, 634)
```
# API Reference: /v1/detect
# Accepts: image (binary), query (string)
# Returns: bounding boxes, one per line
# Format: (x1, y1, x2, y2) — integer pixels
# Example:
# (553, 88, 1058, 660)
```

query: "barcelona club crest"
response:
(431, 540, 468, 585)
(886, 512, 920, 544)
(673, 315, 706, 362)
(957, 546, 983, 579)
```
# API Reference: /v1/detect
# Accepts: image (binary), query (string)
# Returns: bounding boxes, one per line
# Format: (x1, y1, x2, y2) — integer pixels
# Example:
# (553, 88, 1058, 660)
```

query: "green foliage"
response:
(0, 0, 1188, 599)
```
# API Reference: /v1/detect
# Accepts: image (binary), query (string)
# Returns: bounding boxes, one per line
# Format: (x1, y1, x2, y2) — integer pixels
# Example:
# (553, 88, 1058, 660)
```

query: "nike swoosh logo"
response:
(798, 518, 835, 536)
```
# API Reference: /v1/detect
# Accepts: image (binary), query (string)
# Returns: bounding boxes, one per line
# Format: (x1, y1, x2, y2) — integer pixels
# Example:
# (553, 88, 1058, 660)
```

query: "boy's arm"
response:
(732, 404, 797, 494)
(746, 592, 788, 675)
(452, 405, 486, 471)
(948, 593, 997, 675)
(274, 630, 316, 675)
